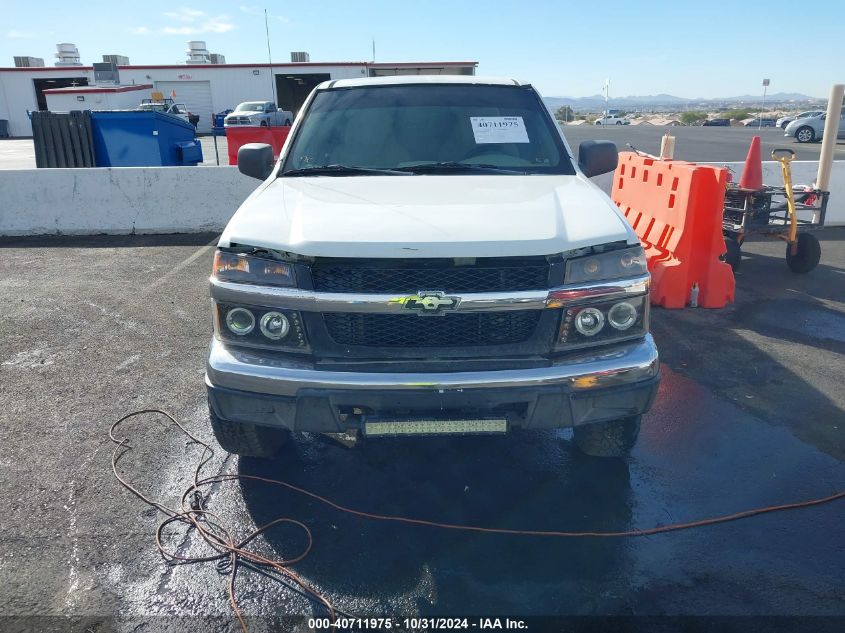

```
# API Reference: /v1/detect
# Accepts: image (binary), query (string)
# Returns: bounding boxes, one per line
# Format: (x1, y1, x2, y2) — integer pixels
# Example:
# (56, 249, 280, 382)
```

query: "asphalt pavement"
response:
(0, 230, 843, 630)
(561, 124, 845, 163)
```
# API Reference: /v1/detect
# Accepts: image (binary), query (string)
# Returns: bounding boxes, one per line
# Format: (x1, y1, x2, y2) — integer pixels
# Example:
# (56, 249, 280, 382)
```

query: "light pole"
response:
(759, 78, 770, 130)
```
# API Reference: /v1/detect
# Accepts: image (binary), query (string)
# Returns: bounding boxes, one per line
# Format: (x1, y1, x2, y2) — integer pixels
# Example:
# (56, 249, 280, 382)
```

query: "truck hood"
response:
(219, 174, 637, 258)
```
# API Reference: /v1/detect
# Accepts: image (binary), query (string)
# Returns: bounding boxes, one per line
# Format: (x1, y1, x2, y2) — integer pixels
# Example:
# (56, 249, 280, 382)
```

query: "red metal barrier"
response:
(611, 152, 735, 309)
(225, 126, 291, 166)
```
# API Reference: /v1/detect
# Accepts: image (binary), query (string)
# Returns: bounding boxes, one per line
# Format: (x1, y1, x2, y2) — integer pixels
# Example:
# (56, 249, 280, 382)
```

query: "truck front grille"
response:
(310, 258, 550, 294)
(323, 311, 541, 348)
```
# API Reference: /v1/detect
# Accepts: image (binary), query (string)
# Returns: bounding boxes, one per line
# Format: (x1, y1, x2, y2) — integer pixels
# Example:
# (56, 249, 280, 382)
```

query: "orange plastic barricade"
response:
(225, 126, 291, 166)
(611, 152, 734, 309)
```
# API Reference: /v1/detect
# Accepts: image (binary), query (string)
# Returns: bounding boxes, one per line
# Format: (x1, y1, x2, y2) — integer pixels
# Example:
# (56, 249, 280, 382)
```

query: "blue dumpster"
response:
(212, 109, 233, 137)
(89, 111, 203, 167)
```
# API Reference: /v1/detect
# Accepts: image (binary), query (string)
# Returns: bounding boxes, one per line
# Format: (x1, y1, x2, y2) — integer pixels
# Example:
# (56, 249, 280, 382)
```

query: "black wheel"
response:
(260, 120, 269, 128)
(573, 415, 641, 457)
(615, 120, 622, 125)
(795, 126, 815, 143)
(785, 233, 821, 274)
(780, 121, 789, 129)
(208, 406, 290, 458)
(284, 118, 292, 126)
(721, 236, 742, 271)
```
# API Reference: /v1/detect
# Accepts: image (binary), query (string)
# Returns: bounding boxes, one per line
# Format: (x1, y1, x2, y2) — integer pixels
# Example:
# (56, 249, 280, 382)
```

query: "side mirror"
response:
(238, 143, 275, 180)
(578, 140, 618, 178)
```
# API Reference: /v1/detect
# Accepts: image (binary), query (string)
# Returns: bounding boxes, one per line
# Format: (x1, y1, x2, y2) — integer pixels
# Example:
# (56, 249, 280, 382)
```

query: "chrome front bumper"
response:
(205, 335, 660, 432)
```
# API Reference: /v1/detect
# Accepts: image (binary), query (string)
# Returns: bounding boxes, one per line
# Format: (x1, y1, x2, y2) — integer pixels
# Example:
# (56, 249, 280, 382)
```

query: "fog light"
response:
(226, 307, 255, 335)
(608, 301, 637, 330)
(574, 307, 605, 336)
(259, 311, 290, 340)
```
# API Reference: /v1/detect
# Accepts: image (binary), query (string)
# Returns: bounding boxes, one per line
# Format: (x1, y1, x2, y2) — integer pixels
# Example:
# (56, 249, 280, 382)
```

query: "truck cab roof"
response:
(318, 75, 528, 90)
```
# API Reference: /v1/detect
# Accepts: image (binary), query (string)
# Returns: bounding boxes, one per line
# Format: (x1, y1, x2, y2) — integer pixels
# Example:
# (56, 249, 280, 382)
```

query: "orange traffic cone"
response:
(739, 135, 763, 190)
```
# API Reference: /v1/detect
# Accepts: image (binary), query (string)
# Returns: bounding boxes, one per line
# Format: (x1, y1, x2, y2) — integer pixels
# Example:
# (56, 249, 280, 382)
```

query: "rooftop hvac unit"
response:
(102, 54, 129, 66)
(55, 43, 82, 66)
(186, 41, 210, 64)
(209, 53, 226, 64)
(14, 56, 45, 67)
(93, 62, 120, 84)
(290, 51, 310, 63)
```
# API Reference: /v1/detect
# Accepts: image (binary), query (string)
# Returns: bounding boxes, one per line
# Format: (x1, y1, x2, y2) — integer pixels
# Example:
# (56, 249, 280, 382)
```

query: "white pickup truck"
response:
(594, 114, 629, 125)
(224, 101, 293, 127)
(206, 76, 659, 458)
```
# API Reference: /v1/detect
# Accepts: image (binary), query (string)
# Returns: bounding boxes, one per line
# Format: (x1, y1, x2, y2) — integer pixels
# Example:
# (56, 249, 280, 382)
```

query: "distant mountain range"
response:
(543, 92, 822, 111)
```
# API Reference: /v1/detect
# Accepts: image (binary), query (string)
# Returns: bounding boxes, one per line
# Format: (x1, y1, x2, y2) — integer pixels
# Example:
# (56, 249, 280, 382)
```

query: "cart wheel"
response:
(721, 236, 742, 271)
(785, 233, 821, 274)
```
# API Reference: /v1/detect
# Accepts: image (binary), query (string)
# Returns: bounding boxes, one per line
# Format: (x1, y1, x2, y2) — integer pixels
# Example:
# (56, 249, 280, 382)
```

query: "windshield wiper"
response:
(282, 164, 408, 177)
(394, 162, 527, 174)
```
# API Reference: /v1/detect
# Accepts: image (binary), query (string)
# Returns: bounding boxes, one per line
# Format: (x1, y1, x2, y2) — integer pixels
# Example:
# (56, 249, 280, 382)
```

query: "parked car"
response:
(785, 109, 845, 143)
(206, 76, 660, 459)
(744, 118, 777, 127)
(594, 114, 629, 125)
(138, 99, 199, 128)
(702, 118, 730, 126)
(776, 110, 824, 129)
(224, 101, 293, 127)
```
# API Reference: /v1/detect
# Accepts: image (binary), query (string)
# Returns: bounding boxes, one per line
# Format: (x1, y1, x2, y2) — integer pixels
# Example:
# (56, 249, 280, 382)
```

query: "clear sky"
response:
(3, 0, 841, 99)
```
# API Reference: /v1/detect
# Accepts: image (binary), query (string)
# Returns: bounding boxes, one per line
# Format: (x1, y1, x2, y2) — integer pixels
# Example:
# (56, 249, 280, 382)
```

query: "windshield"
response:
(281, 84, 575, 175)
(236, 102, 265, 112)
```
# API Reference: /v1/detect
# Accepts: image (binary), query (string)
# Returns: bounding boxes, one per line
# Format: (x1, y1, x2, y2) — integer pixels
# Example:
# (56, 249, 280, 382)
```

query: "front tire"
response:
(573, 415, 641, 457)
(795, 126, 815, 143)
(209, 407, 290, 458)
(615, 121, 622, 125)
(785, 233, 821, 273)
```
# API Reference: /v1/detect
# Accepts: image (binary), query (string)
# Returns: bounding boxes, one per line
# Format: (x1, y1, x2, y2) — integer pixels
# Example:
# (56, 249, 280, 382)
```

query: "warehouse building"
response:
(0, 48, 478, 136)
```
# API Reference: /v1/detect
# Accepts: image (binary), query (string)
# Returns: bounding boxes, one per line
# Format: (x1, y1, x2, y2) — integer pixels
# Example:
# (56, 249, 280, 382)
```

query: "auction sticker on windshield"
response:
(470, 116, 530, 144)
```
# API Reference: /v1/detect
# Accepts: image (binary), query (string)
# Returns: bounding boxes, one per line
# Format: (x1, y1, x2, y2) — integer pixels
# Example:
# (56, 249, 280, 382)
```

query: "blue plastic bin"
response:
(89, 110, 203, 167)
(213, 109, 233, 130)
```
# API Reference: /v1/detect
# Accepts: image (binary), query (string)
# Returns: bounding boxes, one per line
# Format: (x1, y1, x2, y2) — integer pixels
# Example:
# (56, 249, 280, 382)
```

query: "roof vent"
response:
(290, 51, 310, 63)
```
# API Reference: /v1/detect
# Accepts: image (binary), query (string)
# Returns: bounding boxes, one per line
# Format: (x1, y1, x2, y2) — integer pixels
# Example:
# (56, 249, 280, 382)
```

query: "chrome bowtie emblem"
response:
(402, 291, 461, 315)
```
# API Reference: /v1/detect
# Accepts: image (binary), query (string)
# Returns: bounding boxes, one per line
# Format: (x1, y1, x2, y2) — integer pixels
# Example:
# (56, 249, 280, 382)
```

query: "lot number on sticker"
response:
(471, 117, 530, 144)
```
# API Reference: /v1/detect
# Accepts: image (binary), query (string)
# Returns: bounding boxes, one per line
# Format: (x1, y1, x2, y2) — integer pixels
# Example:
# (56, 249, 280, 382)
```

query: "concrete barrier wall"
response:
(591, 160, 845, 226)
(0, 166, 256, 236)
(1, 160, 843, 237)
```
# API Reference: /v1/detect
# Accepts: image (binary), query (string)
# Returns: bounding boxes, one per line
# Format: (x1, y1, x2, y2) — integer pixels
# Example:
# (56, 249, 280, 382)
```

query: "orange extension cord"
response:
(110, 409, 845, 632)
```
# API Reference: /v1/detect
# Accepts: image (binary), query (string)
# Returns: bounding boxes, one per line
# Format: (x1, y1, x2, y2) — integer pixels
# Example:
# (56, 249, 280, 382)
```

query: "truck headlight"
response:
(574, 307, 604, 336)
(259, 311, 290, 340)
(215, 303, 308, 351)
(556, 295, 648, 350)
(225, 307, 255, 335)
(213, 251, 296, 287)
(565, 246, 647, 283)
(607, 301, 637, 330)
